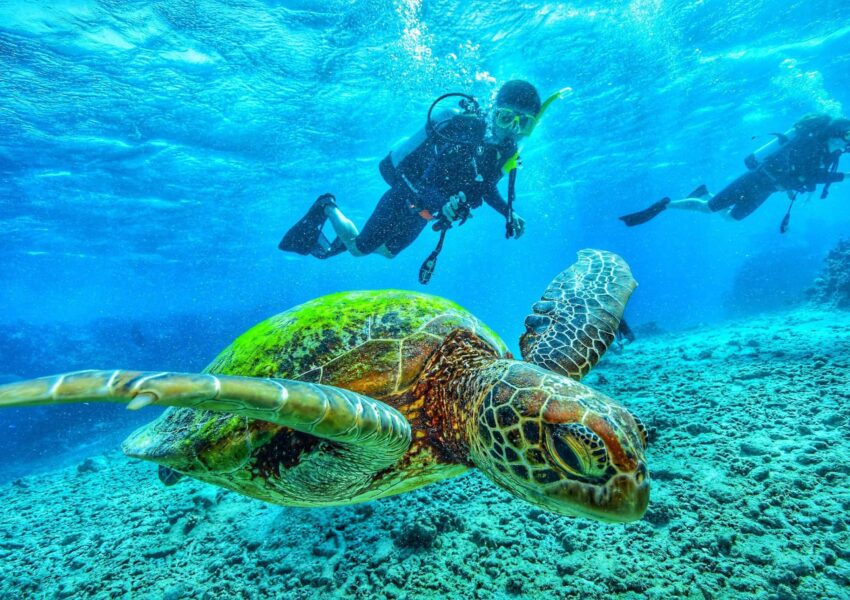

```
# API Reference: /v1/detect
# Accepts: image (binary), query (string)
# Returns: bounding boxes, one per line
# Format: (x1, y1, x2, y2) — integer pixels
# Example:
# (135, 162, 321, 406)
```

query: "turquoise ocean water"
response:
(1, 1, 849, 598)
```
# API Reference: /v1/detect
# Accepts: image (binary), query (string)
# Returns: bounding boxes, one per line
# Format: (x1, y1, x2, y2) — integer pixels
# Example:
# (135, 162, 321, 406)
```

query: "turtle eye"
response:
(634, 415, 648, 450)
(546, 424, 609, 478)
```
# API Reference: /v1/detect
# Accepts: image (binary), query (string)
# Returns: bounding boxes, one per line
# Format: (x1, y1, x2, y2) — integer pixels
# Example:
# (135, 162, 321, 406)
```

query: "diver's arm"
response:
(483, 184, 525, 237)
(483, 186, 509, 216)
(789, 169, 846, 189)
(815, 170, 846, 184)
(417, 186, 447, 215)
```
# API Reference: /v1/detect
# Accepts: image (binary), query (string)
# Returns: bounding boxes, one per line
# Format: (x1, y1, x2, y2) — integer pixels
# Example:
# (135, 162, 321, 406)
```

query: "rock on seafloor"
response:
(0, 307, 849, 599)
(807, 237, 850, 309)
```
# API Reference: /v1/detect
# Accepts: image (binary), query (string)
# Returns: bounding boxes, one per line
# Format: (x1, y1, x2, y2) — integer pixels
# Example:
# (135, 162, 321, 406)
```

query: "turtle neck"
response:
(418, 329, 503, 464)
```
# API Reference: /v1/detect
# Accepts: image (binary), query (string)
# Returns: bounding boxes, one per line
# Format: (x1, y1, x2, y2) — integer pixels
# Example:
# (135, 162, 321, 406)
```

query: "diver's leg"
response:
(324, 204, 364, 256)
(668, 183, 716, 213)
(353, 188, 427, 259)
(315, 194, 366, 257)
(320, 196, 405, 258)
(709, 170, 776, 221)
(667, 198, 713, 212)
(323, 187, 428, 259)
(720, 208, 736, 221)
(620, 183, 721, 226)
(372, 244, 395, 259)
(668, 197, 738, 220)
(329, 188, 407, 258)
(384, 214, 428, 258)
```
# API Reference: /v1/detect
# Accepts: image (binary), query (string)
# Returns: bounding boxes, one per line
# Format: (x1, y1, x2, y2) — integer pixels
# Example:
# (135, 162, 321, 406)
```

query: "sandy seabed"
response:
(1, 308, 848, 599)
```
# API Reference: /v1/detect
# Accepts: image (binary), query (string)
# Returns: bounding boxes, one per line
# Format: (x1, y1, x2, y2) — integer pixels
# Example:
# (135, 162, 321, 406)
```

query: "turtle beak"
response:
(590, 464, 650, 523)
(536, 462, 649, 523)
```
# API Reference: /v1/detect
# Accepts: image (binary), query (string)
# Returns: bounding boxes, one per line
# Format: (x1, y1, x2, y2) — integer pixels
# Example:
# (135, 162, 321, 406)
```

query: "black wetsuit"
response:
(354, 115, 516, 256)
(708, 129, 845, 220)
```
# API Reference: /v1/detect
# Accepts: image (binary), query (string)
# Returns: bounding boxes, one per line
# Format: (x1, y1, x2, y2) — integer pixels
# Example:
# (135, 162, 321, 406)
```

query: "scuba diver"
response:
(619, 114, 850, 232)
(279, 81, 556, 281)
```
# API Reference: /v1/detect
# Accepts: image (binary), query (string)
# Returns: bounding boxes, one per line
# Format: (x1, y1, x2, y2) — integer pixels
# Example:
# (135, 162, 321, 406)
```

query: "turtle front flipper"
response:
(0, 370, 411, 472)
(521, 249, 637, 380)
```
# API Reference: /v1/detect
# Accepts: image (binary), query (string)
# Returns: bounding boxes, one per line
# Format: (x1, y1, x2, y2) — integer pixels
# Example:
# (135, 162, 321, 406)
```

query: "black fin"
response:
(687, 184, 709, 199)
(311, 236, 347, 260)
(619, 198, 671, 227)
(158, 465, 185, 487)
(278, 194, 337, 255)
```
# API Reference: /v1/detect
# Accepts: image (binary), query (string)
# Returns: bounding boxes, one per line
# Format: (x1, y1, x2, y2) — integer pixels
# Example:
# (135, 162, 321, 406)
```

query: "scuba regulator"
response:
(425, 93, 484, 144)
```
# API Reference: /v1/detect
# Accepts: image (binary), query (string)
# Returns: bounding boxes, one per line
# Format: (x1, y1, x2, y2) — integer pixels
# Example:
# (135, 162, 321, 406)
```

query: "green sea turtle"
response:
(0, 249, 649, 522)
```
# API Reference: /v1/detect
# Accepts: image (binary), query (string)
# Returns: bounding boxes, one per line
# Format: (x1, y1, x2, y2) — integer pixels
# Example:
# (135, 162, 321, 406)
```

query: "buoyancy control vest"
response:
(379, 107, 496, 206)
(746, 114, 847, 234)
(744, 114, 841, 193)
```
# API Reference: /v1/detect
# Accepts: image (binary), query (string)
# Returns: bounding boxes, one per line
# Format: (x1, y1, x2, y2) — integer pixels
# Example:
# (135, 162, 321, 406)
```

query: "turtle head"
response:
(469, 362, 649, 523)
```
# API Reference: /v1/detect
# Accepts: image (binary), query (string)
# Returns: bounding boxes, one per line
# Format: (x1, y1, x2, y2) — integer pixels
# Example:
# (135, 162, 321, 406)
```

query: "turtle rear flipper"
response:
(0, 370, 412, 474)
(520, 249, 637, 380)
(158, 465, 184, 486)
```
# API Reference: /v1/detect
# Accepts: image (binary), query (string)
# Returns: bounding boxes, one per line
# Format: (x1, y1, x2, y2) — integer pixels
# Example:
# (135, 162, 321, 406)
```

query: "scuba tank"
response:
(745, 114, 838, 172)
(757, 114, 843, 234)
(744, 128, 796, 171)
(380, 94, 484, 190)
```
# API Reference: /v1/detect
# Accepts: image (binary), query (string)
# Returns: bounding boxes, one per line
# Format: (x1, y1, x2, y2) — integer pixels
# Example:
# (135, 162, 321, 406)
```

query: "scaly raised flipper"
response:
(0, 370, 411, 472)
(520, 249, 637, 379)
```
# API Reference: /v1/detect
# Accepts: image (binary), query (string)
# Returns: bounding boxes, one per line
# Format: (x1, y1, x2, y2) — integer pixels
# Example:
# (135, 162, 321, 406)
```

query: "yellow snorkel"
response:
(502, 87, 571, 174)
(502, 87, 571, 238)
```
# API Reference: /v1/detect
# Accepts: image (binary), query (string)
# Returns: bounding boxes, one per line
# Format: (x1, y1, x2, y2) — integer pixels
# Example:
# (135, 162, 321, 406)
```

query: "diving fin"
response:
(619, 197, 671, 227)
(311, 236, 346, 260)
(278, 194, 338, 256)
(687, 184, 709, 199)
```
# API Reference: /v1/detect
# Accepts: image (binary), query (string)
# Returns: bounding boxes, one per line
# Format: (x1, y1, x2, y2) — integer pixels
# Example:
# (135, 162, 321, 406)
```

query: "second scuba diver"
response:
(279, 81, 544, 268)
(619, 114, 850, 232)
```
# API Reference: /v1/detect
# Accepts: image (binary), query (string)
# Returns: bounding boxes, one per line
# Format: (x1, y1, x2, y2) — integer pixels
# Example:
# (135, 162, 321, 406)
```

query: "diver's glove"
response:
(509, 211, 526, 238)
(441, 192, 468, 222)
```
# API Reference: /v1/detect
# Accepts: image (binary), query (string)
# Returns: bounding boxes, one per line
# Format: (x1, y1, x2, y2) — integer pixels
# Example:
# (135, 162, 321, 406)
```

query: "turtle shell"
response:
(123, 290, 508, 484)
(206, 290, 506, 396)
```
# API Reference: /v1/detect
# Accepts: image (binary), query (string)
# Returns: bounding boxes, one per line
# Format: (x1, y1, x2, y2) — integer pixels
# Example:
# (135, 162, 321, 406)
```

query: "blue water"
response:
(0, 0, 848, 519)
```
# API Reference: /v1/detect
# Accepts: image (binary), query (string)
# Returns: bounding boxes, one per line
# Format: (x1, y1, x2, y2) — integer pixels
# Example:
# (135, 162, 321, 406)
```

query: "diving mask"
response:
(494, 107, 536, 136)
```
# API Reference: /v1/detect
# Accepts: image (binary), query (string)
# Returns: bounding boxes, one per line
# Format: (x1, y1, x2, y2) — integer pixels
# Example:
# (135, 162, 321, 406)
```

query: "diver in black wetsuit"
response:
(279, 80, 541, 260)
(620, 114, 850, 230)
